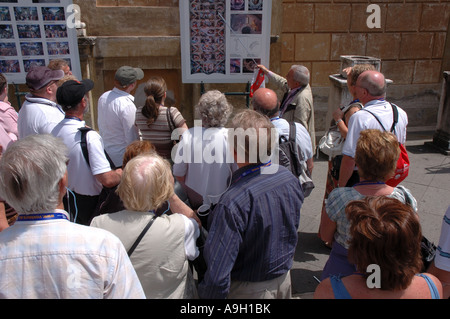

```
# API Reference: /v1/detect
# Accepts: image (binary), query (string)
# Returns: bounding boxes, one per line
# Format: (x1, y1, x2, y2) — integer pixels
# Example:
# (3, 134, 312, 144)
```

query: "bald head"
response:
(252, 88, 280, 118)
(356, 70, 386, 102)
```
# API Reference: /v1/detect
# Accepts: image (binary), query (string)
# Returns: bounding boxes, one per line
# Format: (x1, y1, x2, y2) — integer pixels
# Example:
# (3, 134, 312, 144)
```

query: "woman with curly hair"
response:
(319, 129, 418, 279)
(315, 196, 442, 299)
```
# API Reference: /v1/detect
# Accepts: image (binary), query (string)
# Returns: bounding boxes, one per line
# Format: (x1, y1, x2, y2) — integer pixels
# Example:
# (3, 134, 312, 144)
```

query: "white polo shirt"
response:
(52, 118, 112, 196)
(18, 94, 65, 138)
(342, 99, 408, 158)
(97, 88, 139, 167)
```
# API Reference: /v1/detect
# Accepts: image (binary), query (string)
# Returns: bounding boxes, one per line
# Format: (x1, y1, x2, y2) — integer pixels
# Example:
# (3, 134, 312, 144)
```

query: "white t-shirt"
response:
(172, 126, 238, 206)
(18, 94, 65, 139)
(52, 118, 112, 196)
(342, 99, 408, 158)
(435, 205, 450, 272)
(97, 88, 139, 167)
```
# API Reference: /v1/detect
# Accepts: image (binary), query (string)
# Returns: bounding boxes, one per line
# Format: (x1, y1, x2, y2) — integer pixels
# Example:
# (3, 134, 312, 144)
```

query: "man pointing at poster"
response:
(257, 64, 316, 151)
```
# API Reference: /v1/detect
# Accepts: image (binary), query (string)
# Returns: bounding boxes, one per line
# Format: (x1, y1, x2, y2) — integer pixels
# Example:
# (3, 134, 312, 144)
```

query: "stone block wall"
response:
(279, 0, 450, 134)
(66, 0, 450, 134)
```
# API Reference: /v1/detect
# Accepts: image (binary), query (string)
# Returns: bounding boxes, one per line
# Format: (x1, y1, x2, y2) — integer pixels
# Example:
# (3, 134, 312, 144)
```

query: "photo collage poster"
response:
(180, 0, 272, 83)
(0, 0, 81, 84)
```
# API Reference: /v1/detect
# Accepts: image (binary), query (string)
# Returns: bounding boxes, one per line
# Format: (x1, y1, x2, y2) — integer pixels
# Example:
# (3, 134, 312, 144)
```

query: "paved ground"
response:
(292, 131, 450, 298)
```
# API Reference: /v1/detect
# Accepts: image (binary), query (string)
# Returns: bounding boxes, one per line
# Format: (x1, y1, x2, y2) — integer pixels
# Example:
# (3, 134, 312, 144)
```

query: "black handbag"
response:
(398, 186, 436, 271)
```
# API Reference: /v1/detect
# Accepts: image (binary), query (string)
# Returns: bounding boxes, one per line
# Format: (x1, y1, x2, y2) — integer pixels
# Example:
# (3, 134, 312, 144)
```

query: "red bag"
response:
(250, 68, 265, 98)
(363, 103, 410, 187)
(386, 142, 409, 187)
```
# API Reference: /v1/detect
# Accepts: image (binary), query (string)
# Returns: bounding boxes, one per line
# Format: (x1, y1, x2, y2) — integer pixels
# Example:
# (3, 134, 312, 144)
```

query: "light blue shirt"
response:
(0, 210, 145, 299)
(270, 117, 313, 162)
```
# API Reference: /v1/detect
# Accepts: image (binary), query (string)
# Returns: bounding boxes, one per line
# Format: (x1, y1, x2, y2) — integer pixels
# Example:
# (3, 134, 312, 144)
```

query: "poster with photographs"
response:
(0, 0, 81, 84)
(180, 0, 271, 83)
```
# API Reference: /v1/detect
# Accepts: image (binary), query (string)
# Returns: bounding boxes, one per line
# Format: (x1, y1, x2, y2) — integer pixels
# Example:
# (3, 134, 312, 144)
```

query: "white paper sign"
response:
(0, 0, 81, 84)
(180, 0, 272, 84)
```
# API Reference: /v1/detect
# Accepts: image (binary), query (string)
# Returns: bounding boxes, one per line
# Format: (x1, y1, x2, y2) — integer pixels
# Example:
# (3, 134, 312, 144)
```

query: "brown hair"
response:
(355, 129, 400, 182)
(141, 76, 167, 125)
(48, 59, 69, 71)
(229, 109, 275, 164)
(346, 196, 423, 291)
(349, 64, 376, 86)
(122, 140, 156, 168)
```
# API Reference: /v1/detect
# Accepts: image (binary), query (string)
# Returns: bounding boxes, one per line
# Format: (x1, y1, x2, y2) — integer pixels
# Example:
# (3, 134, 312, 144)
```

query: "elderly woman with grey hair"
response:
(173, 90, 238, 213)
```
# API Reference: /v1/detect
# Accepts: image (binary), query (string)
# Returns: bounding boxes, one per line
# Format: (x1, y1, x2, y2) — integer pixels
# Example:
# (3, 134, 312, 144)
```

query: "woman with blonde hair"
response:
(135, 76, 188, 160)
(319, 129, 418, 279)
(91, 153, 199, 299)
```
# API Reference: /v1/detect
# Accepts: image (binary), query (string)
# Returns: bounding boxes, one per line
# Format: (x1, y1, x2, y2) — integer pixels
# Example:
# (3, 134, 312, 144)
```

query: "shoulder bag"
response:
(127, 215, 158, 257)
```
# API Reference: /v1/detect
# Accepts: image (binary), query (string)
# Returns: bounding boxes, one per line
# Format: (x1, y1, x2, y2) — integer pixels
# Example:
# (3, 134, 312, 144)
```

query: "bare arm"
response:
(319, 210, 336, 244)
(338, 155, 355, 188)
(95, 168, 123, 188)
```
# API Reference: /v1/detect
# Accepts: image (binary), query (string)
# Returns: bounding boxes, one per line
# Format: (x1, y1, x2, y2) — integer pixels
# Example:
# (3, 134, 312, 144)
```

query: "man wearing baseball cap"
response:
(18, 66, 65, 138)
(97, 66, 144, 168)
(51, 80, 122, 225)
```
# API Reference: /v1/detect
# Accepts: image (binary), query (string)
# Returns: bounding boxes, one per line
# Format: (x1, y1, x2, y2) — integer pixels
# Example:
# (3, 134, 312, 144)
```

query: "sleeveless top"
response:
(330, 274, 440, 299)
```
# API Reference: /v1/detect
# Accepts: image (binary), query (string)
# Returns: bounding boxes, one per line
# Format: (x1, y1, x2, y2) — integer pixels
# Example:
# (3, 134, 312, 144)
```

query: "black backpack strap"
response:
(363, 102, 399, 134)
(289, 121, 296, 142)
(362, 109, 387, 132)
(78, 127, 116, 170)
(79, 127, 92, 167)
(390, 103, 399, 134)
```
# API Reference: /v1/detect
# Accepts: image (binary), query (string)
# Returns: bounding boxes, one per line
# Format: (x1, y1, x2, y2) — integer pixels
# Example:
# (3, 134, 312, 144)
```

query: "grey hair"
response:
(0, 134, 68, 214)
(196, 90, 233, 128)
(290, 65, 310, 86)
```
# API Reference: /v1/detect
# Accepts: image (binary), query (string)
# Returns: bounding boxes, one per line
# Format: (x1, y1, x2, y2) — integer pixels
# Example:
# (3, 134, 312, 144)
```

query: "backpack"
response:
(362, 103, 410, 187)
(278, 122, 315, 197)
(79, 127, 122, 218)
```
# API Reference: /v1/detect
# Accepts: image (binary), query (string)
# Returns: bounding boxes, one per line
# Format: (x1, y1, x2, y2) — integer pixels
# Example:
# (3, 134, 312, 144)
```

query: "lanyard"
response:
(17, 213, 69, 222)
(233, 161, 272, 184)
(353, 181, 385, 187)
(65, 116, 82, 121)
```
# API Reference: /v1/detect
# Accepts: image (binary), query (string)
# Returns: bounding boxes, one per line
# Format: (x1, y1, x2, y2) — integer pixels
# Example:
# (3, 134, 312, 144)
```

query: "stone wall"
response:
(279, 0, 450, 134)
(35, 0, 449, 135)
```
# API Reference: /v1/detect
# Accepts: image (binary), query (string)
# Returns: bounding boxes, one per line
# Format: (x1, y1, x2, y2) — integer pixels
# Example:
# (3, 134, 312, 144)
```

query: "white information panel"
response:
(180, 0, 272, 83)
(0, 0, 81, 84)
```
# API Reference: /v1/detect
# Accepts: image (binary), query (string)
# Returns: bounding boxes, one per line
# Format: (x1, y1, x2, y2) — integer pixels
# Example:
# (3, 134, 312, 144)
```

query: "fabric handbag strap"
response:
(166, 107, 176, 132)
(127, 215, 157, 257)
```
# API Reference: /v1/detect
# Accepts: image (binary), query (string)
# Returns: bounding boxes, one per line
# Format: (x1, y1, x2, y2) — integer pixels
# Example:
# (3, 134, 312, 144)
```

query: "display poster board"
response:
(0, 0, 81, 84)
(180, 0, 272, 84)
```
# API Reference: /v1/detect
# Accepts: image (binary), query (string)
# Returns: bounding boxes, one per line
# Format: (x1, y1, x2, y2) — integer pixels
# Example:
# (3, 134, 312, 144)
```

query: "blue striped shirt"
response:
(198, 164, 304, 299)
